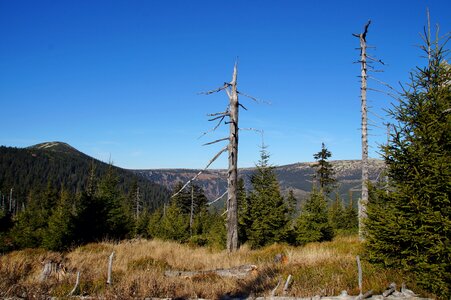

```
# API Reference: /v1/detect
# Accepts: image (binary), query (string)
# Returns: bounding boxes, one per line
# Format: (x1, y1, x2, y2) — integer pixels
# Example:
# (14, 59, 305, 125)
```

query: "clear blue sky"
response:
(1, 0, 449, 169)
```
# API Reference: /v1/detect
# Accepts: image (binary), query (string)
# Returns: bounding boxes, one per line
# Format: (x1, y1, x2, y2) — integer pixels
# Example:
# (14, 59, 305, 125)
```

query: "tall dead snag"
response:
(226, 64, 239, 252)
(353, 20, 370, 240)
(173, 62, 261, 252)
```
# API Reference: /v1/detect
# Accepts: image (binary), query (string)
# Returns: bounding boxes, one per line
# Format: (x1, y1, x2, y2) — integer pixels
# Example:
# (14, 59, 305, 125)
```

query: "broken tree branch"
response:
(68, 271, 80, 296)
(199, 83, 231, 95)
(271, 277, 282, 296)
(238, 90, 271, 105)
(207, 190, 228, 206)
(203, 137, 229, 146)
(172, 146, 228, 198)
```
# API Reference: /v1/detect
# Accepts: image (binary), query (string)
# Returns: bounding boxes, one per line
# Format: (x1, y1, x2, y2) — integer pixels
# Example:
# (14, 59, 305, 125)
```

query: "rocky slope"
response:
(133, 159, 385, 203)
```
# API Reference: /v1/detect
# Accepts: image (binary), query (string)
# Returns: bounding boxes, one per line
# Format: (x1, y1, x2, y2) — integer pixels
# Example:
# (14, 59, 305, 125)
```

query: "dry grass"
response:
(0, 235, 434, 299)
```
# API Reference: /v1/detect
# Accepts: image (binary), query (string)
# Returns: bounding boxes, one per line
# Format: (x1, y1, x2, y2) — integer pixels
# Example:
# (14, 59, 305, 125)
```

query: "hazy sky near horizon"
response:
(1, 0, 450, 169)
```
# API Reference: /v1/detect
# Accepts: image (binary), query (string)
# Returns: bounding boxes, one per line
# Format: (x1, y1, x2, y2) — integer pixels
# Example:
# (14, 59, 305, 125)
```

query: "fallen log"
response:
(164, 264, 257, 279)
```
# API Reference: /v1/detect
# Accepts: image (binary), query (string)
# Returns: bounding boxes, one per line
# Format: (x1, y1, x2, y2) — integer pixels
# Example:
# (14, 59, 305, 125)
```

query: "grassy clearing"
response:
(0, 235, 434, 299)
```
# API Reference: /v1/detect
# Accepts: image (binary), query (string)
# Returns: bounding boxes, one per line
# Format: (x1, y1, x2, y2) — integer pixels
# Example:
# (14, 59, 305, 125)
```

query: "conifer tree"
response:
(295, 188, 334, 245)
(237, 177, 251, 245)
(10, 190, 50, 248)
(147, 207, 164, 238)
(96, 166, 132, 240)
(365, 28, 450, 298)
(247, 146, 290, 248)
(328, 194, 345, 231)
(312, 143, 336, 195)
(43, 189, 76, 251)
(286, 189, 298, 219)
(159, 203, 190, 242)
(342, 198, 358, 231)
(172, 182, 208, 215)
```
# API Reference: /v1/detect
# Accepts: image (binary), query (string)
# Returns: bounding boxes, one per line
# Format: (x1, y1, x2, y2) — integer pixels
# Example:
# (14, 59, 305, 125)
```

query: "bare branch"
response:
(367, 87, 400, 101)
(239, 103, 248, 111)
(368, 110, 385, 120)
(238, 90, 271, 104)
(368, 76, 399, 93)
(207, 190, 228, 206)
(203, 137, 229, 146)
(239, 127, 263, 133)
(367, 55, 385, 65)
(209, 114, 229, 122)
(198, 115, 226, 139)
(352, 19, 371, 39)
(199, 83, 230, 95)
(207, 111, 229, 117)
(172, 146, 228, 198)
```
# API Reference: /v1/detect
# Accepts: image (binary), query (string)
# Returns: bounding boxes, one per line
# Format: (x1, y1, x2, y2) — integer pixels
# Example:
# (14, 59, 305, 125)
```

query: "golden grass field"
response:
(0, 235, 434, 299)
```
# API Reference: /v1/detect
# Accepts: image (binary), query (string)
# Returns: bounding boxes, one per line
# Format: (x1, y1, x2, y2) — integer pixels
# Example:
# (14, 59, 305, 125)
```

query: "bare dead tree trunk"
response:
(354, 20, 370, 240)
(173, 61, 260, 252)
(227, 63, 239, 252)
(190, 184, 194, 234)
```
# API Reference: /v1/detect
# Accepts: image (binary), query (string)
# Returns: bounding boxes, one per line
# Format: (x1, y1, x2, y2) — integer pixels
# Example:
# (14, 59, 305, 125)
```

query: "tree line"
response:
(143, 144, 358, 249)
(0, 142, 358, 252)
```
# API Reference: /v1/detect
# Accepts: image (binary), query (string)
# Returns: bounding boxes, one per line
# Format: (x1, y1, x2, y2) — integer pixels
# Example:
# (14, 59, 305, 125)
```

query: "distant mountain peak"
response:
(29, 141, 83, 155)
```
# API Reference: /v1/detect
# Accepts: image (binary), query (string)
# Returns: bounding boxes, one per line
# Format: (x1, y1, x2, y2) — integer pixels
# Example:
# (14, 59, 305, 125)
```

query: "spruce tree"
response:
(286, 189, 298, 219)
(328, 194, 345, 231)
(172, 182, 207, 215)
(96, 166, 132, 240)
(43, 189, 76, 251)
(159, 203, 189, 242)
(295, 188, 334, 245)
(365, 30, 450, 298)
(237, 177, 251, 245)
(247, 146, 290, 248)
(312, 143, 336, 194)
(342, 198, 358, 232)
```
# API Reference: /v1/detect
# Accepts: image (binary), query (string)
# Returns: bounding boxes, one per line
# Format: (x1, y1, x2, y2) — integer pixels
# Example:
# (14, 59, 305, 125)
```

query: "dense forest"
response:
(0, 142, 170, 211)
(0, 141, 358, 253)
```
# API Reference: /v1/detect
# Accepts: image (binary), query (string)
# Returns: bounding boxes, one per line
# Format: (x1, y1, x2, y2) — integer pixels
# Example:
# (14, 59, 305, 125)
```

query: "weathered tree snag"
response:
(173, 62, 260, 252)
(106, 251, 114, 285)
(227, 62, 239, 252)
(353, 20, 370, 240)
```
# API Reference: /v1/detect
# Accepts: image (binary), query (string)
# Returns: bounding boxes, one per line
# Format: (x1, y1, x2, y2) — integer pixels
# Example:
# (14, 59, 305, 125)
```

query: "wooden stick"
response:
(271, 278, 282, 296)
(283, 274, 292, 295)
(107, 251, 114, 285)
(68, 271, 80, 296)
(356, 255, 362, 296)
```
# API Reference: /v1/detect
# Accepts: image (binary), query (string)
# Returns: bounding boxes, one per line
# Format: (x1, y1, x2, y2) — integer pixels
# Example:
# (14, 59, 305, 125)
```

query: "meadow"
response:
(0, 235, 433, 299)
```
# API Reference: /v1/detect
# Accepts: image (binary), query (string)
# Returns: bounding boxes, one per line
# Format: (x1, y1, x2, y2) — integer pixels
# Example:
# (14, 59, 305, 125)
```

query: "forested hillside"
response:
(0, 142, 170, 211)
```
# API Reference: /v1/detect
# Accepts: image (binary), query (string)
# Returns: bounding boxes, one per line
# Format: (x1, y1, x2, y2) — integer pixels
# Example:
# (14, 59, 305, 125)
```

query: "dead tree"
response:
(173, 62, 261, 252)
(353, 20, 370, 240)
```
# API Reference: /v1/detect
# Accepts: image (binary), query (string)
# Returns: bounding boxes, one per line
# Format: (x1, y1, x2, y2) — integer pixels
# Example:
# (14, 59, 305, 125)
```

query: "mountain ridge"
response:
(0, 142, 170, 210)
(1, 141, 384, 206)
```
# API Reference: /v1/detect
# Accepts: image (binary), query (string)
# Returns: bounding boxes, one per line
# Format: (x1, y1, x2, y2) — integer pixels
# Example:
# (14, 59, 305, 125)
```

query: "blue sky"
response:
(1, 0, 449, 169)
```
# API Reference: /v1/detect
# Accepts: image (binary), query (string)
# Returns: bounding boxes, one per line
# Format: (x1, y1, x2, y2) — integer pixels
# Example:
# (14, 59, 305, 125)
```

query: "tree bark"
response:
(227, 63, 239, 252)
(354, 21, 370, 240)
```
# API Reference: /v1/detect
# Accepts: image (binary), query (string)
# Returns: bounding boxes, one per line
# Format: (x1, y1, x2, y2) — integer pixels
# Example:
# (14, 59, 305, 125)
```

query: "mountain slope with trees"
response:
(0, 142, 170, 212)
